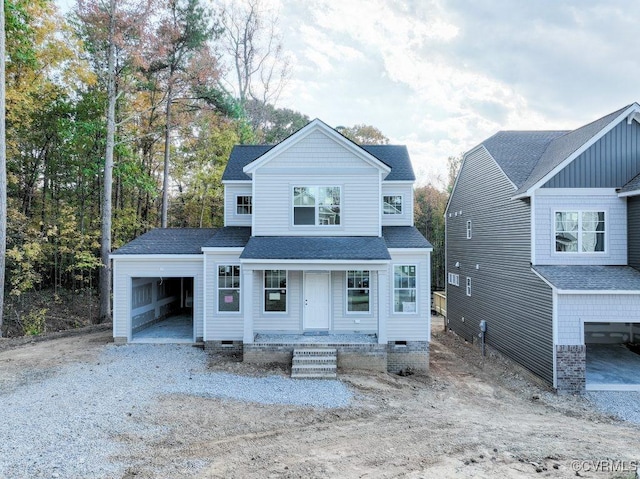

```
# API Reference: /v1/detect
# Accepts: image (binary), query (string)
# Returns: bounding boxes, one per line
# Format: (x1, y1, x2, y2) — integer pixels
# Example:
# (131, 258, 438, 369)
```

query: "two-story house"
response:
(111, 119, 433, 374)
(446, 103, 640, 393)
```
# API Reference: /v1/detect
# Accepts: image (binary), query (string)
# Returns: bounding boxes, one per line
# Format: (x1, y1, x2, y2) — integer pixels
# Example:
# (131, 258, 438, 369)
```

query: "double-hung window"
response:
(264, 270, 287, 312)
(236, 195, 252, 215)
(293, 186, 340, 225)
(466, 220, 472, 239)
(555, 211, 605, 252)
(218, 265, 240, 312)
(394, 265, 416, 313)
(347, 270, 370, 313)
(466, 277, 471, 296)
(383, 195, 402, 215)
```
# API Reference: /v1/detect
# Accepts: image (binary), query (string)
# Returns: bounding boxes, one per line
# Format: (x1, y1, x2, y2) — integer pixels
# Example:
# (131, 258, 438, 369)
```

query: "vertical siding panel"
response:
(628, 197, 640, 269)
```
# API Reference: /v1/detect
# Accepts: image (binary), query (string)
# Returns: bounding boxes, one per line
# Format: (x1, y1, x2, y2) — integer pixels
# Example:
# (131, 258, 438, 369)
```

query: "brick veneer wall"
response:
(205, 340, 243, 355)
(556, 345, 586, 394)
(387, 341, 430, 373)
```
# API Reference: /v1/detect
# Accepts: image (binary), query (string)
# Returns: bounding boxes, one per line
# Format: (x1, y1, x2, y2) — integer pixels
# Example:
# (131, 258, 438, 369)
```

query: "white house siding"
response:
(381, 183, 414, 226)
(204, 251, 243, 340)
(251, 131, 381, 236)
(556, 293, 640, 344)
(331, 271, 378, 333)
(224, 183, 252, 226)
(112, 257, 204, 341)
(252, 270, 302, 333)
(387, 250, 431, 342)
(534, 190, 627, 265)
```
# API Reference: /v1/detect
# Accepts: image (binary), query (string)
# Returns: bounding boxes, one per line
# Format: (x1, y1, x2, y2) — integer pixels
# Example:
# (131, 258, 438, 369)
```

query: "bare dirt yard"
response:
(1, 318, 639, 478)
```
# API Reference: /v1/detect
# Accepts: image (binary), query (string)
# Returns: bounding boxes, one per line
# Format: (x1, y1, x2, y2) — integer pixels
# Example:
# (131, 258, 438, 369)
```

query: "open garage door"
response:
(585, 322, 640, 391)
(131, 277, 194, 343)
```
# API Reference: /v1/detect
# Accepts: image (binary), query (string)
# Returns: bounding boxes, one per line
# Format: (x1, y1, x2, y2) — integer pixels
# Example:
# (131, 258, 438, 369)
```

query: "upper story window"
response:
(236, 195, 252, 215)
(466, 220, 472, 239)
(383, 195, 402, 215)
(555, 211, 605, 253)
(293, 186, 340, 226)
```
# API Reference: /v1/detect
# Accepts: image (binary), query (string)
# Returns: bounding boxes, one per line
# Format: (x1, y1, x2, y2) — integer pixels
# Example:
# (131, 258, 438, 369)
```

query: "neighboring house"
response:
(111, 119, 433, 373)
(446, 103, 640, 393)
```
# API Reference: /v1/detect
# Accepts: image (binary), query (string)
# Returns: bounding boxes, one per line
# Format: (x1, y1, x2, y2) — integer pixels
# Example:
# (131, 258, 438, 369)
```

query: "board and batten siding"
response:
(628, 196, 640, 270)
(386, 251, 430, 342)
(252, 270, 302, 333)
(446, 147, 554, 384)
(381, 183, 414, 226)
(224, 183, 252, 226)
(556, 294, 640, 344)
(113, 258, 204, 341)
(204, 252, 243, 340)
(533, 191, 627, 265)
(543, 120, 640, 188)
(331, 271, 378, 333)
(251, 130, 381, 236)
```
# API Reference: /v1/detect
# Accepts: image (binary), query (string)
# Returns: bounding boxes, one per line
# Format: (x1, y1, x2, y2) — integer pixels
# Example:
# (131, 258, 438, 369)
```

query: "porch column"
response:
(378, 269, 389, 344)
(243, 267, 254, 343)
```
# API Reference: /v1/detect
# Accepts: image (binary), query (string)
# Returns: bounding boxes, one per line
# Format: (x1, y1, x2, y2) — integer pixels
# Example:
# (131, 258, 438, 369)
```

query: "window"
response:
(394, 265, 416, 313)
(264, 270, 287, 312)
(236, 195, 252, 215)
(347, 271, 370, 312)
(218, 265, 240, 312)
(448, 272, 459, 286)
(466, 220, 472, 239)
(466, 277, 471, 296)
(555, 211, 605, 252)
(383, 195, 402, 215)
(293, 186, 340, 225)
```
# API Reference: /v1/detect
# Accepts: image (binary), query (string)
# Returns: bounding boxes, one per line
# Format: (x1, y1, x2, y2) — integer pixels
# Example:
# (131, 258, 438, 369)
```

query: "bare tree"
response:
(0, 0, 6, 335)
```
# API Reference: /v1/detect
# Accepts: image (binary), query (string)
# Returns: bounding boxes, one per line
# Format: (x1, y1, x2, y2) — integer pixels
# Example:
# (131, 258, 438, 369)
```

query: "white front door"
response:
(303, 272, 330, 330)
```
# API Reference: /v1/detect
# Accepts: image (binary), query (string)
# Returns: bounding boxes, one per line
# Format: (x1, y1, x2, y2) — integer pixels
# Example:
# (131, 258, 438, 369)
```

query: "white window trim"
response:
(346, 270, 371, 314)
(216, 263, 241, 314)
(552, 209, 607, 255)
(291, 185, 342, 227)
(393, 264, 418, 315)
(447, 272, 460, 286)
(383, 195, 403, 215)
(235, 194, 252, 215)
(263, 270, 288, 314)
(466, 276, 471, 296)
(466, 220, 472, 239)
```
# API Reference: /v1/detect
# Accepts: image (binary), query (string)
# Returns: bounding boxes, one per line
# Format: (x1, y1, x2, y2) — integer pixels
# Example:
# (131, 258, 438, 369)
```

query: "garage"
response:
(131, 276, 194, 343)
(585, 321, 640, 390)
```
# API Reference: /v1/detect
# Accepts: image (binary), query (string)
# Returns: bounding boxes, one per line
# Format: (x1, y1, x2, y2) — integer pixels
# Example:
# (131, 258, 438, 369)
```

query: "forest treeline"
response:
(1, 0, 455, 336)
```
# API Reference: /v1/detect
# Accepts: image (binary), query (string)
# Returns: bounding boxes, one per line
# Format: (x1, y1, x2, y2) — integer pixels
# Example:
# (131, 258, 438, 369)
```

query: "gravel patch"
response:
(0, 343, 353, 479)
(586, 391, 640, 424)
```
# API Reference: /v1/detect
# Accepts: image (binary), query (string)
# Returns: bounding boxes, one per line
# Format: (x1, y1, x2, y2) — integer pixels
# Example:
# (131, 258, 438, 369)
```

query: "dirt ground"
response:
(2, 318, 640, 478)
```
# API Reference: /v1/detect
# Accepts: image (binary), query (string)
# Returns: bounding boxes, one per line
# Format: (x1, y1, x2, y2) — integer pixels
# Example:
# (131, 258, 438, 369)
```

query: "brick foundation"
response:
(387, 341, 430, 373)
(113, 336, 128, 345)
(205, 340, 243, 355)
(556, 345, 586, 394)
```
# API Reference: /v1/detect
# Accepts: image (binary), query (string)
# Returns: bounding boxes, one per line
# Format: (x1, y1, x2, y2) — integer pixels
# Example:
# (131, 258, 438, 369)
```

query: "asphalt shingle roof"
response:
(203, 227, 252, 248)
(112, 228, 217, 255)
(533, 265, 640, 291)
(222, 144, 415, 182)
(240, 236, 391, 260)
(619, 171, 640, 194)
(382, 226, 433, 249)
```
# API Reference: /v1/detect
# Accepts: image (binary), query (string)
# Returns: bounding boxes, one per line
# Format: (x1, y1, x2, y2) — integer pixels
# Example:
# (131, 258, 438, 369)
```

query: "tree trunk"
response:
(161, 83, 173, 228)
(0, 0, 7, 335)
(99, 0, 117, 323)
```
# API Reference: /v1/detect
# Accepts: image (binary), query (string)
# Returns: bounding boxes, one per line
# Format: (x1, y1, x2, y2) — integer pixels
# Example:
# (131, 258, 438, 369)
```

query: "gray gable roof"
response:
(222, 144, 415, 182)
(534, 265, 640, 291)
(382, 226, 433, 249)
(619, 171, 640, 194)
(112, 228, 217, 255)
(240, 236, 391, 260)
(203, 227, 251, 247)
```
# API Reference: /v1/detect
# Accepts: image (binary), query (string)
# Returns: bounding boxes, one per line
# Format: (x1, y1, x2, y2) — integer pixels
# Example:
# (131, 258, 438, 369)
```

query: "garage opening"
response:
(585, 322, 640, 390)
(131, 277, 194, 343)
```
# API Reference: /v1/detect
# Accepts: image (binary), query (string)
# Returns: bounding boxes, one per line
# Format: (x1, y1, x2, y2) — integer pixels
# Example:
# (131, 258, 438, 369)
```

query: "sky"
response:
(58, 0, 640, 187)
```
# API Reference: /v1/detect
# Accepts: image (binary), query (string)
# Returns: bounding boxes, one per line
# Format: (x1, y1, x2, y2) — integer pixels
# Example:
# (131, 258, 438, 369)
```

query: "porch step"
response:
(291, 348, 337, 379)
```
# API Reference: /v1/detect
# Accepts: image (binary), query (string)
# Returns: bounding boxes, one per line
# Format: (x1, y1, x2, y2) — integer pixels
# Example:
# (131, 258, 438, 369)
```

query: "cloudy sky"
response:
(263, 0, 640, 186)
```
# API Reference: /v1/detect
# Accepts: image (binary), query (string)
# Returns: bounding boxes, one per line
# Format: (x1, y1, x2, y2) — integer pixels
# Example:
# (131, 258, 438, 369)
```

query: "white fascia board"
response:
(109, 254, 203, 261)
(618, 189, 640, 198)
(201, 247, 245, 253)
(382, 180, 415, 184)
(530, 267, 557, 291)
(514, 104, 640, 200)
(535, 187, 619, 196)
(388, 248, 434, 253)
(556, 289, 640, 295)
(242, 119, 391, 176)
(222, 180, 251, 185)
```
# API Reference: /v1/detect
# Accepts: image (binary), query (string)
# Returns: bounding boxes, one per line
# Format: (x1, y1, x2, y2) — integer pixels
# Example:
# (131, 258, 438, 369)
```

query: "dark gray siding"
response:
(544, 120, 640, 188)
(446, 148, 554, 384)
(629, 196, 640, 270)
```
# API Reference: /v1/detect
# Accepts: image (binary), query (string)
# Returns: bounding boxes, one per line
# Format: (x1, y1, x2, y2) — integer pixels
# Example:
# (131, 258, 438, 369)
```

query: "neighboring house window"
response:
(347, 270, 370, 313)
(218, 265, 240, 312)
(555, 211, 605, 252)
(383, 195, 402, 215)
(394, 265, 416, 313)
(466, 220, 472, 239)
(293, 186, 340, 225)
(236, 195, 252, 215)
(448, 272, 459, 286)
(264, 270, 287, 312)
(466, 277, 471, 296)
